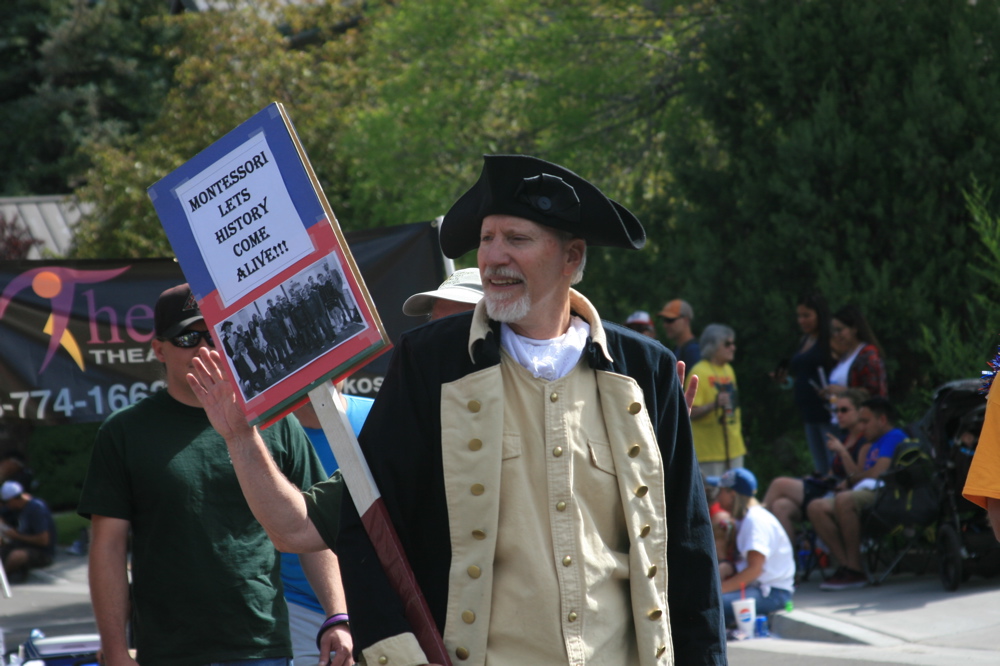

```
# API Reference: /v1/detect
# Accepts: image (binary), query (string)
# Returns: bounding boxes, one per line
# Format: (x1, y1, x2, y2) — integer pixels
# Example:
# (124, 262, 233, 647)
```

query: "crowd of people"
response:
(624, 290, 903, 609)
(9, 153, 993, 664)
(72, 155, 729, 666)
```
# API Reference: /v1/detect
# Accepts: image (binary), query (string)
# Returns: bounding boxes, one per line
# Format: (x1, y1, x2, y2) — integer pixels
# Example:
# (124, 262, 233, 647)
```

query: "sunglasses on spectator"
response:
(660, 316, 679, 324)
(837, 406, 852, 413)
(161, 329, 215, 348)
(723, 340, 735, 347)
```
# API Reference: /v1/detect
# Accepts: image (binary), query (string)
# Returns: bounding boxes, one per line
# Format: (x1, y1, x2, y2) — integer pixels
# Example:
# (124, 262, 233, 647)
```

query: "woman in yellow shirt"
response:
(688, 323, 747, 476)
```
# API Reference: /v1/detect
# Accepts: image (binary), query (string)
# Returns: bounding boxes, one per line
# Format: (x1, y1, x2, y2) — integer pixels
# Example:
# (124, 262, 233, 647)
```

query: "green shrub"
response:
(28, 422, 100, 512)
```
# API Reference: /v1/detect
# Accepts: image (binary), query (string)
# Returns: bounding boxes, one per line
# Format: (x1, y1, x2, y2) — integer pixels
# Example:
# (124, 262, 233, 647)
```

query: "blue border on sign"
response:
(147, 103, 326, 302)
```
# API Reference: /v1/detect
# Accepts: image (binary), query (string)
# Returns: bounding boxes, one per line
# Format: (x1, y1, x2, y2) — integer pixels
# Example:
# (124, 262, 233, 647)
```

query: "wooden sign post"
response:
(308, 381, 451, 666)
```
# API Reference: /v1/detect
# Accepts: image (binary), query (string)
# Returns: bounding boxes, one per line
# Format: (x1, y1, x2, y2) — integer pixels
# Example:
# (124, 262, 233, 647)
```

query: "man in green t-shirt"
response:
(78, 284, 355, 666)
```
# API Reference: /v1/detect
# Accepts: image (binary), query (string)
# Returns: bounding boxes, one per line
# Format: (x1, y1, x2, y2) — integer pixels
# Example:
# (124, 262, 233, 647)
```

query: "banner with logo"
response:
(0, 259, 184, 424)
(0, 222, 446, 426)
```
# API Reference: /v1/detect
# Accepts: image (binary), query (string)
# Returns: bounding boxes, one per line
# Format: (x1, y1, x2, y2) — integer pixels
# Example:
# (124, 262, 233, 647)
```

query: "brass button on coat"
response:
(378, 657, 388, 665)
(628, 401, 642, 414)
(550, 392, 559, 402)
(628, 444, 641, 458)
(472, 529, 486, 540)
(635, 485, 649, 497)
(639, 524, 651, 538)
(456, 647, 470, 660)
(468, 438, 483, 451)
(462, 610, 476, 624)
(567, 611, 578, 622)
(467, 400, 481, 413)
(656, 645, 667, 658)
(467, 565, 481, 578)
(470, 483, 485, 496)
(553, 446, 563, 457)
(648, 608, 663, 620)
(556, 501, 567, 511)
(562, 555, 572, 566)
(647, 564, 657, 578)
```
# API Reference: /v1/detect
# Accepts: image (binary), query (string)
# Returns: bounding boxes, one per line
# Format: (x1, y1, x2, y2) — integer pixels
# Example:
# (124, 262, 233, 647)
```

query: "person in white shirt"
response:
(708, 468, 795, 626)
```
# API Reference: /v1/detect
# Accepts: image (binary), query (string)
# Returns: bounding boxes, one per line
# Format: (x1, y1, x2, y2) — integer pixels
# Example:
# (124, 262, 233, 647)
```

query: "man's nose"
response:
(479, 242, 509, 266)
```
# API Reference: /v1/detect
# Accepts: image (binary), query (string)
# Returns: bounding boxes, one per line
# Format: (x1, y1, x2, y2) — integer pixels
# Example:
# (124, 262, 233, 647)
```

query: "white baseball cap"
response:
(402, 268, 484, 316)
(1, 480, 23, 502)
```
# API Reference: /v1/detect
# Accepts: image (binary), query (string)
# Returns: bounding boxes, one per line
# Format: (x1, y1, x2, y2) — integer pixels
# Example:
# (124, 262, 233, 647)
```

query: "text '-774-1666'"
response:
(3, 382, 166, 420)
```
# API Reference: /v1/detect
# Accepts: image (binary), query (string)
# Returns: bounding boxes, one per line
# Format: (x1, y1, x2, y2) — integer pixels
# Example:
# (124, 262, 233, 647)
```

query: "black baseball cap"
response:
(155, 283, 204, 338)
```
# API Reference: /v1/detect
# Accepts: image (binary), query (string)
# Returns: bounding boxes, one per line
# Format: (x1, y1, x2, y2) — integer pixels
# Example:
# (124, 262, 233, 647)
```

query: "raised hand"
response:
(186, 347, 254, 440)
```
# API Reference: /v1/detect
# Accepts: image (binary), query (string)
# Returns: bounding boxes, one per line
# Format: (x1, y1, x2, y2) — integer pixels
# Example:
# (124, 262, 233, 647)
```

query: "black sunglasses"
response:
(163, 329, 215, 349)
(660, 316, 679, 324)
(837, 406, 852, 413)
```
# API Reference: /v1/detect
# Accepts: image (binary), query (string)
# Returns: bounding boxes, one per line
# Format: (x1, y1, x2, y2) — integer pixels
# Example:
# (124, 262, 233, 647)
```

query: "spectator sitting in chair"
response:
(0, 480, 56, 583)
(708, 469, 795, 627)
(808, 397, 908, 591)
(763, 388, 870, 544)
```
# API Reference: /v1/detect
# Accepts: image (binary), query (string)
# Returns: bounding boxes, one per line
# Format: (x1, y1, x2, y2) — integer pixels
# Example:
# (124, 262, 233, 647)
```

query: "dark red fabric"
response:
(361, 498, 452, 665)
(849, 344, 888, 397)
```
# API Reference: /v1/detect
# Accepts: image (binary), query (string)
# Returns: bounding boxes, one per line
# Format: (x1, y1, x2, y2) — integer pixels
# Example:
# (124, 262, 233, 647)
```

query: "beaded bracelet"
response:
(316, 613, 350, 650)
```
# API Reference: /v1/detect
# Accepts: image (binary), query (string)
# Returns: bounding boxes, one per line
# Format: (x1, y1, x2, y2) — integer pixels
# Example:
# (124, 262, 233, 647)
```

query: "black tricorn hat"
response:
(439, 154, 646, 258)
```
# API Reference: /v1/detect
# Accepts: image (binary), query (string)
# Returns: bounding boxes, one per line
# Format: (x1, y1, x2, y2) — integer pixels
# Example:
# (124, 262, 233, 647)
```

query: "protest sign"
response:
(148, 102, 390, 426)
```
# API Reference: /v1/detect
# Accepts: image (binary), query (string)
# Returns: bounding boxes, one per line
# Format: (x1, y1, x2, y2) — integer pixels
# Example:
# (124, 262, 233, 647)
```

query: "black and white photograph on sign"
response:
(214, 261, 366, 401)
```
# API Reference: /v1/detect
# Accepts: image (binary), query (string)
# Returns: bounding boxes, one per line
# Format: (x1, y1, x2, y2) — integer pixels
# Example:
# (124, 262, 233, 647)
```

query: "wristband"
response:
(316, 613, 350, 650)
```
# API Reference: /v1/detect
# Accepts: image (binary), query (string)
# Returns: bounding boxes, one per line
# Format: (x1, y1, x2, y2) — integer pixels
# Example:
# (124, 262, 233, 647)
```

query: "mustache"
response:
(483, 267, 525, 281)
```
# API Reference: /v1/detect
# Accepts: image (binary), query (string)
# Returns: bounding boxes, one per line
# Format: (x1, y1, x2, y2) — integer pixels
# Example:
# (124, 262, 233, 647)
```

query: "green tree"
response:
(660, 0, 1000, 463)
(337, 0, 705, 232)
(72, 0, 369, 257)
(0, 0, 176, 195)
(950, 179, 1000, 373)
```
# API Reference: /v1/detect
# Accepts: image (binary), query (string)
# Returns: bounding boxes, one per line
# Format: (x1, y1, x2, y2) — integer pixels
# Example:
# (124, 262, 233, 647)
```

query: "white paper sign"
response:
(175, 132, 313, 306)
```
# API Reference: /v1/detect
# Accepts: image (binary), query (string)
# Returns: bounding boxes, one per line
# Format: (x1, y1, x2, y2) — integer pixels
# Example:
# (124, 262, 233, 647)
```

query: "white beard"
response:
(485, 291, 531, 322)
(483, 267, 531, 323)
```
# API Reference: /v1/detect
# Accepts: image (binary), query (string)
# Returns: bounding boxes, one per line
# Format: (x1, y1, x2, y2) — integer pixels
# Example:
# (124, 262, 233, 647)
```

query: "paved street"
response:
(731, 568, 1000, 665)
(4, 551, 1000, 664)
(0, 552, 95, 653)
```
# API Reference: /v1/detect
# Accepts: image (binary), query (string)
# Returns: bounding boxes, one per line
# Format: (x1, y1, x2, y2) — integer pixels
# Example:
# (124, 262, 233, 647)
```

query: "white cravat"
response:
(500, 316, 591, 381)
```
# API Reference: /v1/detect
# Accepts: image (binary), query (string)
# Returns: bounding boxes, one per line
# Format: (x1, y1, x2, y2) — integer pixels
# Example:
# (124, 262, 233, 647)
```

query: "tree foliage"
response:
(72, 0, 369, 257)
(18, 0, 1000, 480)
(660, 0, 1000, 453)
(0, 0, 176, 195)
(337, 1, 691, 223)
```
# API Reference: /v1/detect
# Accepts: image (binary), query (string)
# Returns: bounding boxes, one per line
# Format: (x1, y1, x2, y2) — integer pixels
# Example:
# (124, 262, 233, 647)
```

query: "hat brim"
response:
(402, 286, 483, 316)
(440, 155, 645, 258)
(159, 315, 204, 339)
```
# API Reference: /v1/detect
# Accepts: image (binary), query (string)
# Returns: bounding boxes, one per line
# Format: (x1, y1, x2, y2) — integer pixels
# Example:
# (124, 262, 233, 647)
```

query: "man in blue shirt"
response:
(0, 480, 55, 583)
(808, 397, 908, 590)
(659, 298, 700, 370)
(284, 389, 374, 665)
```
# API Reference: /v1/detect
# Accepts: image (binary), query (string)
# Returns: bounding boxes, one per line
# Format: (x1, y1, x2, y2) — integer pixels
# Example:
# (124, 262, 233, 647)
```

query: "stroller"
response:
(923, 378, 1000, 590)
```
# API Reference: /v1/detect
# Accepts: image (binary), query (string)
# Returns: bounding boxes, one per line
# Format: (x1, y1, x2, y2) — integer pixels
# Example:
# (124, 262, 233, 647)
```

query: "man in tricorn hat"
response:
(188, 156, 725, 665)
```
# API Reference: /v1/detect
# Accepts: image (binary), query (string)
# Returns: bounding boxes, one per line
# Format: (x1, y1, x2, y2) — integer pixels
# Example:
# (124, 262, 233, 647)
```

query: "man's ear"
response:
(152, 338, 166, 363)
(563, 238, 586, 276)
